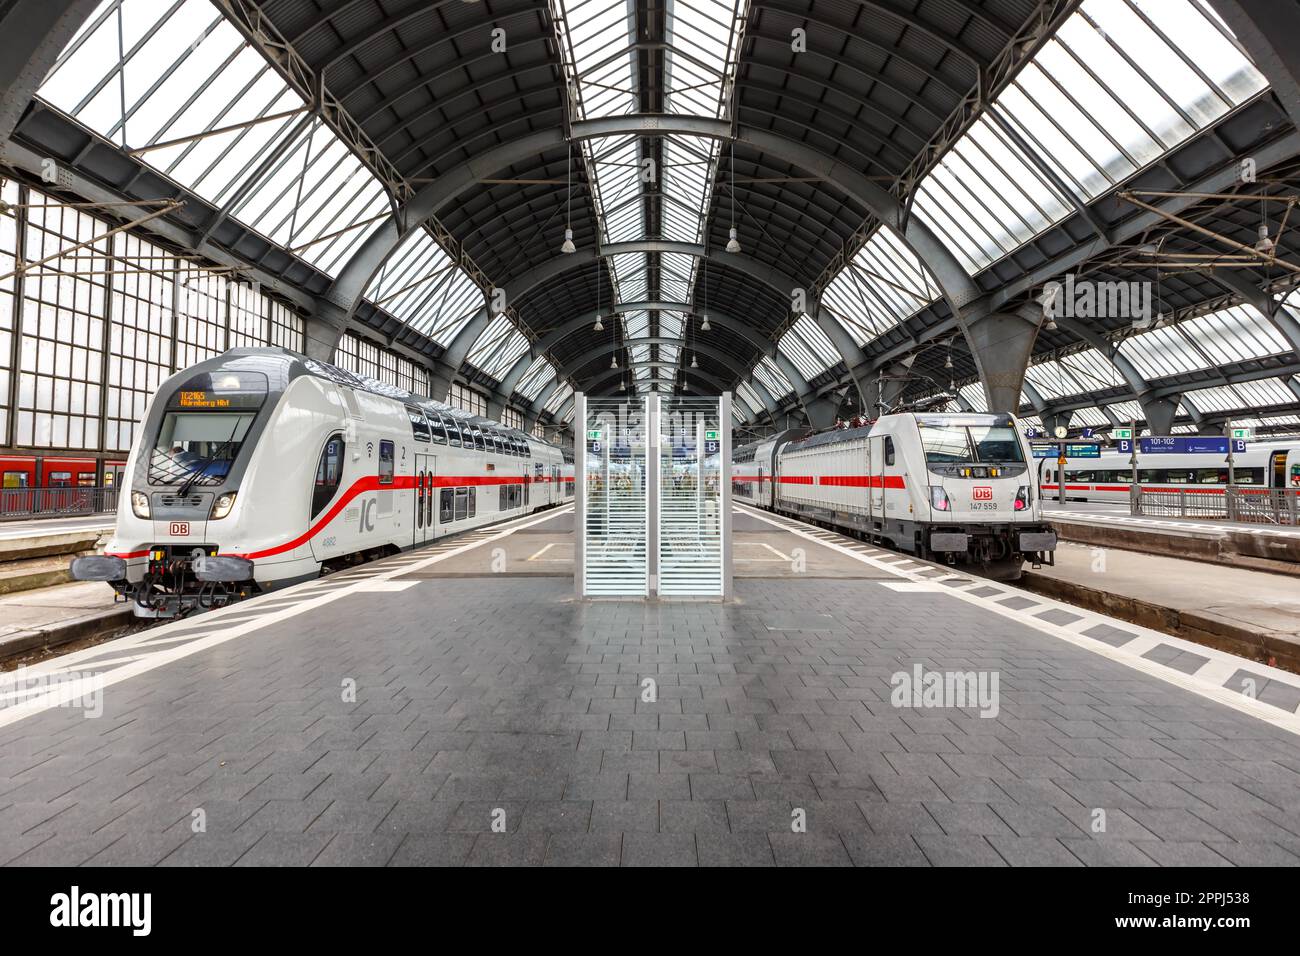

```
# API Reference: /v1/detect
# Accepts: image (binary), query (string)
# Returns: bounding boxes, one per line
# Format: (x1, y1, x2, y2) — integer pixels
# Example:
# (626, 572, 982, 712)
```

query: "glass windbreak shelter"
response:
(575, 393, 731, 599)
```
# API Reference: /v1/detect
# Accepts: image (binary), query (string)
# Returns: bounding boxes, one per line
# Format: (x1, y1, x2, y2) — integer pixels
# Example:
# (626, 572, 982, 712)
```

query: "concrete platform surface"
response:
(1, 504, 1299, 867)
(1026, 543, 1300, 671)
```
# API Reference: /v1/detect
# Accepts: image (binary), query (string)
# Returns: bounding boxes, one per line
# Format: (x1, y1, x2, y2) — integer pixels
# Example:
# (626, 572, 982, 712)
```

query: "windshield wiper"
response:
(178, 419, 242, 497)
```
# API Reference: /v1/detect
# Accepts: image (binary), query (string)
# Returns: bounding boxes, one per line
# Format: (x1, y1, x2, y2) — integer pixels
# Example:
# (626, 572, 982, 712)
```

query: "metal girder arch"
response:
(1207, 1, 1300, 132)
(583, 363, 730, 396)
(500, 299, 801, 417)
(1290, 377, 1300, 403)
(1205, 268, 1300, 359)
(324, 116, 983, 403)
(443, 241, 857, 410)
(0, 0, 101, 146)
(558, 338, 750, 382)
(502, 300, 783, 395)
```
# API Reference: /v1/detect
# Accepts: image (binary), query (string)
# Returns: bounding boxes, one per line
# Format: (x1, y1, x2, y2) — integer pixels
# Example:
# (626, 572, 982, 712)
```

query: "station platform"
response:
(1043, 502, 1300, 572)
(1025, 542, 1300, 672)
(2, 504, 1300, 867)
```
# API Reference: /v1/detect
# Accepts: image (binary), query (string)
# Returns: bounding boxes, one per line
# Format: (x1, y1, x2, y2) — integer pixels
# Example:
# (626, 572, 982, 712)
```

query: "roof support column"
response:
(306, 300, 350, 363)
(1207, 0, 1300, 132)
(1141, 397, 1180, 436)
(0, 0, 100, 147)
(966, 305, 1042, 414)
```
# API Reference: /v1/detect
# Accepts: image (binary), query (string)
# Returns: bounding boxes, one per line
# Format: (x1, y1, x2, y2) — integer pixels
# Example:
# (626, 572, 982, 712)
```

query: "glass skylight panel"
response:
(1070, 406, 1111, 427)
(659, 256, 693, 304)
(1104, 400, 1144, 422)
(750, 355, 792, 398)
(908, 0, 1266, 275)
(622, 309, 649, 340)
(1019, 414, 1043, 432)
(1024, 360, 1083, 400)
(1119, 304, 1288, 379)
(821, 225, 939, 346)
(612, 252, 648, 302)
(558, 0, 637, 119)
(363, 230, 484, 345)
(467, 315, 530, 380)
(658, 311, 685, 341)
(226, 121, 390, 276)
(544, 382, 574, 414)
(779, 316, 838, 378)
(38, 0, 392, 279)
(738, 382, 764, 416)
(516, 357, 556, 402)
(663, 0, 745, 118)
(1059, 348, 1124, 391)
(959, 383, 989, 412)
(1231, 378, 1296, 408)
(660, 136, 716, 244)
(590, 137, 644, 243)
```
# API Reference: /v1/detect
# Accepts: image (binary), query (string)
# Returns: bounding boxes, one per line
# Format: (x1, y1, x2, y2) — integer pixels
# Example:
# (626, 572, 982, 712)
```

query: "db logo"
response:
(972, 487, 993, 501)
(169, 521, 190, 536)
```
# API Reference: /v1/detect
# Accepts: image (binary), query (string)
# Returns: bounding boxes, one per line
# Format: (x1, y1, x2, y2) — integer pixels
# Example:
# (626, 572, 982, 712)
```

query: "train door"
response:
(868, 436, 885, 530)
(1271, 450, 1289, 488)
(414, 453, 436, 545)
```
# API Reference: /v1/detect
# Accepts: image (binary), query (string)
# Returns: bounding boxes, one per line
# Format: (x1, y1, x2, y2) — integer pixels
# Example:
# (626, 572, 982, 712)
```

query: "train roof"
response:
(189, 347, 562, 450)
(783, 411, 1017, 453)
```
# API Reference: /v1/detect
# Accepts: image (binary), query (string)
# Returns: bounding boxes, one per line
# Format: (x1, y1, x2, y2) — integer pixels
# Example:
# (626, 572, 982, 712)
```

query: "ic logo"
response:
(972, 487, 993, 501)
(169, 521, 190, 535)
(358, 498, 376, 533)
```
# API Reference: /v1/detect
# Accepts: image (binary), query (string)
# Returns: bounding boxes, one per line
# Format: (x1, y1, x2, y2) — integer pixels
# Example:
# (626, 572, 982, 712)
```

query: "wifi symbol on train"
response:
(366, 441, 374, 457)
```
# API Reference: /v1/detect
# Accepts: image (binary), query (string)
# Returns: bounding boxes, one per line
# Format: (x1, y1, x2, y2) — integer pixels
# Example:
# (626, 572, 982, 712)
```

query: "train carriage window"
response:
(3, 471, 29, 488)
(471, 427, 485, 452)
(446, 418, 463, 448)
(428, 414, 447, 445)
(311, 435, 346, 519)
(499, 485, 507, 510)
(454, 487, 468, 520)
(469, 486, 477, 517)
(884, 437, 895, 467)
(524, 441, 532, 459)
(378, 440, 395, 485)
(77, 472, 96, 487)
(48, 471, 72, 486)
(406, 406, 431, 443)
(440, 488, 454, 523)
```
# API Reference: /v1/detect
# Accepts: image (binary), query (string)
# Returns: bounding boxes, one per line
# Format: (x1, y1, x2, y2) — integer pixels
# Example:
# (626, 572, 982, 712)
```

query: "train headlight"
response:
(1014, 485, 1029, 511)
(210, 491, 238, 520)
(131, 491, 150, 519)
(929, 485, 951, 512)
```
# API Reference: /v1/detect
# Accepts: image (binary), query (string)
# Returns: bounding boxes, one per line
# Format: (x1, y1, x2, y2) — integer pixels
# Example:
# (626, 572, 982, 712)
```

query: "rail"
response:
(0, 486, 119, 521)
(1133, 488, 1300, 525)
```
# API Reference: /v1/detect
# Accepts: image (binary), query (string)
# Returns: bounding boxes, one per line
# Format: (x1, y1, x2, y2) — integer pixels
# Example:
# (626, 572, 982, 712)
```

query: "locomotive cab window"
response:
(378, 440, 395, 485)
(311, 435, 346, 519)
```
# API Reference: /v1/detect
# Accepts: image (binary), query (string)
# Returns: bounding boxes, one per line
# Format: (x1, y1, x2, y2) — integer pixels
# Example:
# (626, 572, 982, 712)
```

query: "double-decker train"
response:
(72, 347, 574, 617)
(733, 412, 1057, 580)
(1038, 440, 1300, 502)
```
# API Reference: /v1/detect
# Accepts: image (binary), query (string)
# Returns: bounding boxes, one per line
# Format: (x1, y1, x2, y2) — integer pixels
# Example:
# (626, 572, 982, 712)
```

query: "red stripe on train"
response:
(111, 473, 550, 562)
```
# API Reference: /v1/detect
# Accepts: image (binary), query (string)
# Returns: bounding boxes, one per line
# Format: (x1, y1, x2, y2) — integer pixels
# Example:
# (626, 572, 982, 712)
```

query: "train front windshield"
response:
(149, 412, 255, 486)
(920, 424, 1025, 464)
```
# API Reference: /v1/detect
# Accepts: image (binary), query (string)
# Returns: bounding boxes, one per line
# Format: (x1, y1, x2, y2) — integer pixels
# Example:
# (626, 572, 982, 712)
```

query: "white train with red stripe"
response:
(1039, 441, 1300, 502)
(734, 412, 1056, 580)
(71, 347, 574, 617)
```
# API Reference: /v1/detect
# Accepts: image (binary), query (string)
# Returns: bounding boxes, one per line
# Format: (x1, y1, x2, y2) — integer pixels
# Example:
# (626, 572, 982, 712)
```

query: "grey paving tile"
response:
(544, 833, 623, 867)
(621, 833, 697, 867)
